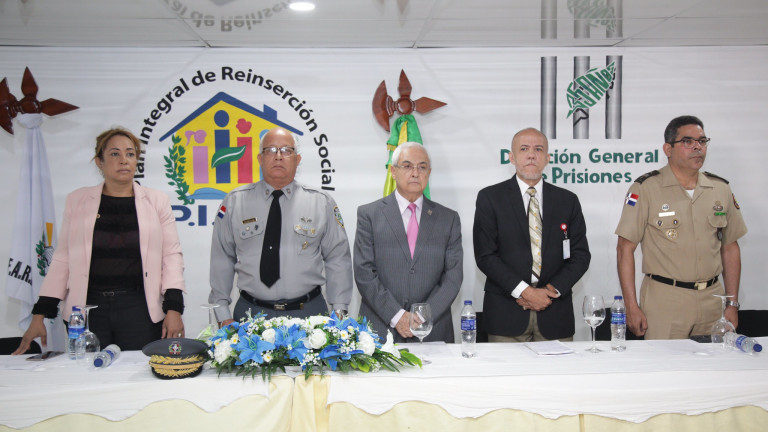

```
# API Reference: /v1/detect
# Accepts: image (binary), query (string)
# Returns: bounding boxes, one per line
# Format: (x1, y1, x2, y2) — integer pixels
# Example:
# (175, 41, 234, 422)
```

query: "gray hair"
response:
(391, 141, 430, 166)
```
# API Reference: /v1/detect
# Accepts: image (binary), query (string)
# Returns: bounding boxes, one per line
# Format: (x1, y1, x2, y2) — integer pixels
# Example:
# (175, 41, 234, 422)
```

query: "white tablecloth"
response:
(0, 351, 269, 429)
(326, 338, 768, 422)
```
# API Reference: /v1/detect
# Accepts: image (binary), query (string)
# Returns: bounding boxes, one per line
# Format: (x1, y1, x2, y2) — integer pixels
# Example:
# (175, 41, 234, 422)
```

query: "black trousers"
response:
(84, 290, 162, 351)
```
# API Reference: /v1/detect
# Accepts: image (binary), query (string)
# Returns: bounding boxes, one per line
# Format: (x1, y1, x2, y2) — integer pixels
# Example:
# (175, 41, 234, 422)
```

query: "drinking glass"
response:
(409, 303, 433, 365)
(582, 295, 606, 353)
(80, 305, 100, 364)
(198, 303, 221, 339)
(711, 294, 736, 348)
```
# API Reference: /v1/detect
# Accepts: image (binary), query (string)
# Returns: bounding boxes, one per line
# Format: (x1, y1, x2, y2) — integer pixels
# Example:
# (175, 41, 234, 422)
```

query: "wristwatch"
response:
(726, 300, 740, 310)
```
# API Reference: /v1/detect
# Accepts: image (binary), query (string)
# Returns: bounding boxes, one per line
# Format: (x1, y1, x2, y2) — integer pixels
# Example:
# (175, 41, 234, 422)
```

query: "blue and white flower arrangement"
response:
(204, 312, 421, 380)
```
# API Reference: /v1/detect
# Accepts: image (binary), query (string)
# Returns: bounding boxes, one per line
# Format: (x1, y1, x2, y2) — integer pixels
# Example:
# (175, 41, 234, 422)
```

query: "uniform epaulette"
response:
(703, 171, 729, 184)
(634, 170, 660, 184)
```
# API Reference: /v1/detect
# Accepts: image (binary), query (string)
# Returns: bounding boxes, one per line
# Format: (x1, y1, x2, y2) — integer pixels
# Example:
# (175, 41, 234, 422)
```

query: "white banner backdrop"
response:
(1, 46, 766, 342)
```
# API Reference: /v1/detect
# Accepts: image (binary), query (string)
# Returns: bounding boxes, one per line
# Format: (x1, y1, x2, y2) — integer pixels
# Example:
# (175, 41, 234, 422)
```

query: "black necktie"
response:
(260, 190, 283, 287)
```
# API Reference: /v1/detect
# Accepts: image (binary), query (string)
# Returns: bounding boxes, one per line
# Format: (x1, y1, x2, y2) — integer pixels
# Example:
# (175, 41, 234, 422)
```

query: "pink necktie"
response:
(406, 203, 418, 258)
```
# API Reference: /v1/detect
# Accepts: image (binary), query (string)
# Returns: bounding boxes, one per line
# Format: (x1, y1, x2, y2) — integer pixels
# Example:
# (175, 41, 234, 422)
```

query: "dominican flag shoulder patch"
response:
(217, 205, 227, 219)
(625, 193, 639, 206)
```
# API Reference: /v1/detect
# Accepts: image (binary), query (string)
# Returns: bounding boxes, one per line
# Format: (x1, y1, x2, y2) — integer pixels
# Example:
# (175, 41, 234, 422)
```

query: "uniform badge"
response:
(217, 205, 227, 219)
(666, 229, 678, 239)
(732, 194, 740, 210)
(295, 217, 313, 235)
(713, 201, 723, 212)
(333, 206, 345, 227)
(673, 219, 678, 225)
(169, 342, 182, 355)
(624, 193, 639, 207)
(661, 203, 669, 211)
(242, 217, 257, 224)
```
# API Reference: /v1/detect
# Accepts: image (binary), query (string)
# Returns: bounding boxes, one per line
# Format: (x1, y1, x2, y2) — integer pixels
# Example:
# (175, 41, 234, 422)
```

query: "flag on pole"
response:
(382, 114, 430, 199)
(5, 113, 65, 351)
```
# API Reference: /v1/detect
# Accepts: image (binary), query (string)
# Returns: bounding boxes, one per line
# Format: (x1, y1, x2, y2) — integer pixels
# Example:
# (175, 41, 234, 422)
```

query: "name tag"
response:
(658, 211, 675, 217)
(563, 239, 571, 259)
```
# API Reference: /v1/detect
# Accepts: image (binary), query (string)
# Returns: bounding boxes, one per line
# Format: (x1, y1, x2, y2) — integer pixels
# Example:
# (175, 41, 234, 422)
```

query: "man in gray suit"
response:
(354, 142, 463, 343)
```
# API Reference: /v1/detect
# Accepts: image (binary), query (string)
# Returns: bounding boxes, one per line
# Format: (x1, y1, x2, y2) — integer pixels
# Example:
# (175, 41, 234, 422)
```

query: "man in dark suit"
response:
(474, 128, 590, 341)
(355, 142, 463, 343)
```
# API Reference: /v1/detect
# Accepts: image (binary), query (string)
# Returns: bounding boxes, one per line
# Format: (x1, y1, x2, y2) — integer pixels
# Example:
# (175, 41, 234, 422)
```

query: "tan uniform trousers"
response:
(640, 275, 723, 339)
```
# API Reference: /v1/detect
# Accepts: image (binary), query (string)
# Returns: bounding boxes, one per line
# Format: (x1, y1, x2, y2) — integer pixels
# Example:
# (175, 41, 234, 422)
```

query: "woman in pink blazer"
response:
(15, 128, 186, 353)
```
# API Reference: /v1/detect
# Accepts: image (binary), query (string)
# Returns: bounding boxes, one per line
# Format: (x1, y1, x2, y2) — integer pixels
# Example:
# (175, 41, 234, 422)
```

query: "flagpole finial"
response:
(0, 68, 79, 135)
(372, 70, 446, 132)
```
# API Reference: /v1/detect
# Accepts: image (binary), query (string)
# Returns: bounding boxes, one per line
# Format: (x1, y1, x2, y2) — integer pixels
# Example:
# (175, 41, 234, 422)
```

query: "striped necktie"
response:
(527, 187, 542, 280)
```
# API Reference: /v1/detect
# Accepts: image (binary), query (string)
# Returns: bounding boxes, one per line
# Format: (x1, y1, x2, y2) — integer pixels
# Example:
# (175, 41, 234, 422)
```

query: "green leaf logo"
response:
(211, 146, 246, 169)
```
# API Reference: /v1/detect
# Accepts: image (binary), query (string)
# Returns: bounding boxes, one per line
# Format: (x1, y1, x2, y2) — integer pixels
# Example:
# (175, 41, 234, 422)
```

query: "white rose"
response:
(306, 328, 327, 349)
(308, 315, 329, 327)
(261, 328, 276, 344)
(358, 331, 376, 356)
(380, 330, 401, 359)
(287, 318, 304, 328)
(214, 341, 233, 363)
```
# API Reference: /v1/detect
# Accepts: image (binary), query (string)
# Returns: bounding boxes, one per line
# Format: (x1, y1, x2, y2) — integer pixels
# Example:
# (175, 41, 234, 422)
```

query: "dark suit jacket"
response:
(354, 193, 463, 343)
(473, 178, 590, 339)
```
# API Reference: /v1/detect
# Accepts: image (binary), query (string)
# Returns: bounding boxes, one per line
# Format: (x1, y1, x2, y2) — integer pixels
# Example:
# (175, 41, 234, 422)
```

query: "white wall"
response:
(2, 46, 766, 343)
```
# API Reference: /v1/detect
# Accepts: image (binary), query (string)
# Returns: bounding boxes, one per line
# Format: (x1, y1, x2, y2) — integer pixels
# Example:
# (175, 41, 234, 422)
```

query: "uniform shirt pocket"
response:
(650, 216, 682, 243)
(294, 223, 320, 256)
(707, 214, 727, 229)
(238, 220, 264, 240)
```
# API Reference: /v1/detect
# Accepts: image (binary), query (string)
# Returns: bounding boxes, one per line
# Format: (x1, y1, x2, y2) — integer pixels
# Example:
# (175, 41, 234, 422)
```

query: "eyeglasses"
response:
(393, 163, 430, 174)
(261, 146, 296, 157)
(670, 137, 710, 149)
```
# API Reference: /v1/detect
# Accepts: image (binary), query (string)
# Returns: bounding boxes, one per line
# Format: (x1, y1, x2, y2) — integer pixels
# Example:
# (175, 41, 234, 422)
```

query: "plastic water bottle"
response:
(460, 300, 477, 358)
(724, 332, 763, 354)
(610, 295, 626, 351)
(93, 344, 121, 368)
(67, 306, 85, 360)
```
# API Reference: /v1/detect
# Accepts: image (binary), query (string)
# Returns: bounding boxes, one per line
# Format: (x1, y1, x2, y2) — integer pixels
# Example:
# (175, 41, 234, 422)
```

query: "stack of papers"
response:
(524, 340, 576, 355)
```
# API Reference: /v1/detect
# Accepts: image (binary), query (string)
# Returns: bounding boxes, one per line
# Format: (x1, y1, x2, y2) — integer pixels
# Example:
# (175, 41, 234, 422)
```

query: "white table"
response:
(0, 351, 291, 431)
(306, 338, 768, 432)
(2, 339, 767, 432)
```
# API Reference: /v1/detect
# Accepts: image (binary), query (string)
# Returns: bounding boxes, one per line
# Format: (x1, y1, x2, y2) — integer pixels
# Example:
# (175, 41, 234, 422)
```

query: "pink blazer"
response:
(39, 182, 185, 323)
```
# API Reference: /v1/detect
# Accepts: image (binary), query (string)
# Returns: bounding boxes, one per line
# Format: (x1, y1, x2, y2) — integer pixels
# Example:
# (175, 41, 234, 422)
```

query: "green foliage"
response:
(211, 146, 246, 169)
(35, 234, 47, 276)
(164, 137, 195, 205)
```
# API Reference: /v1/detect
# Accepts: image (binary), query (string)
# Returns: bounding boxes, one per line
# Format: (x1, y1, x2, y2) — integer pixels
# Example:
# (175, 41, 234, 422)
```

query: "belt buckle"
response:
(695, 281, 707, 290)
(274, 303, 287, 311)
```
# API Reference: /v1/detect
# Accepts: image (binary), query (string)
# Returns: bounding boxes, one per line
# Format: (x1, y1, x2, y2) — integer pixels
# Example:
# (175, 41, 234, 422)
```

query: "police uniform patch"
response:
(733, 194, 740, 210)
(333, 206, 344, 227)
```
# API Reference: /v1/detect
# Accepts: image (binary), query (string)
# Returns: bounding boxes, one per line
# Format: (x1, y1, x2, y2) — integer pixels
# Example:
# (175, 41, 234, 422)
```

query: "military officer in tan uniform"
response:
(616, 115, 747, 339)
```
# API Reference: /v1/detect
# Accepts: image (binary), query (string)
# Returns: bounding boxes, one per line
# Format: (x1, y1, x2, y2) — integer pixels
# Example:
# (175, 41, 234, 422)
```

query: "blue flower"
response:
(275, 324, 308, 363)
(234, 333, 275, 366)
